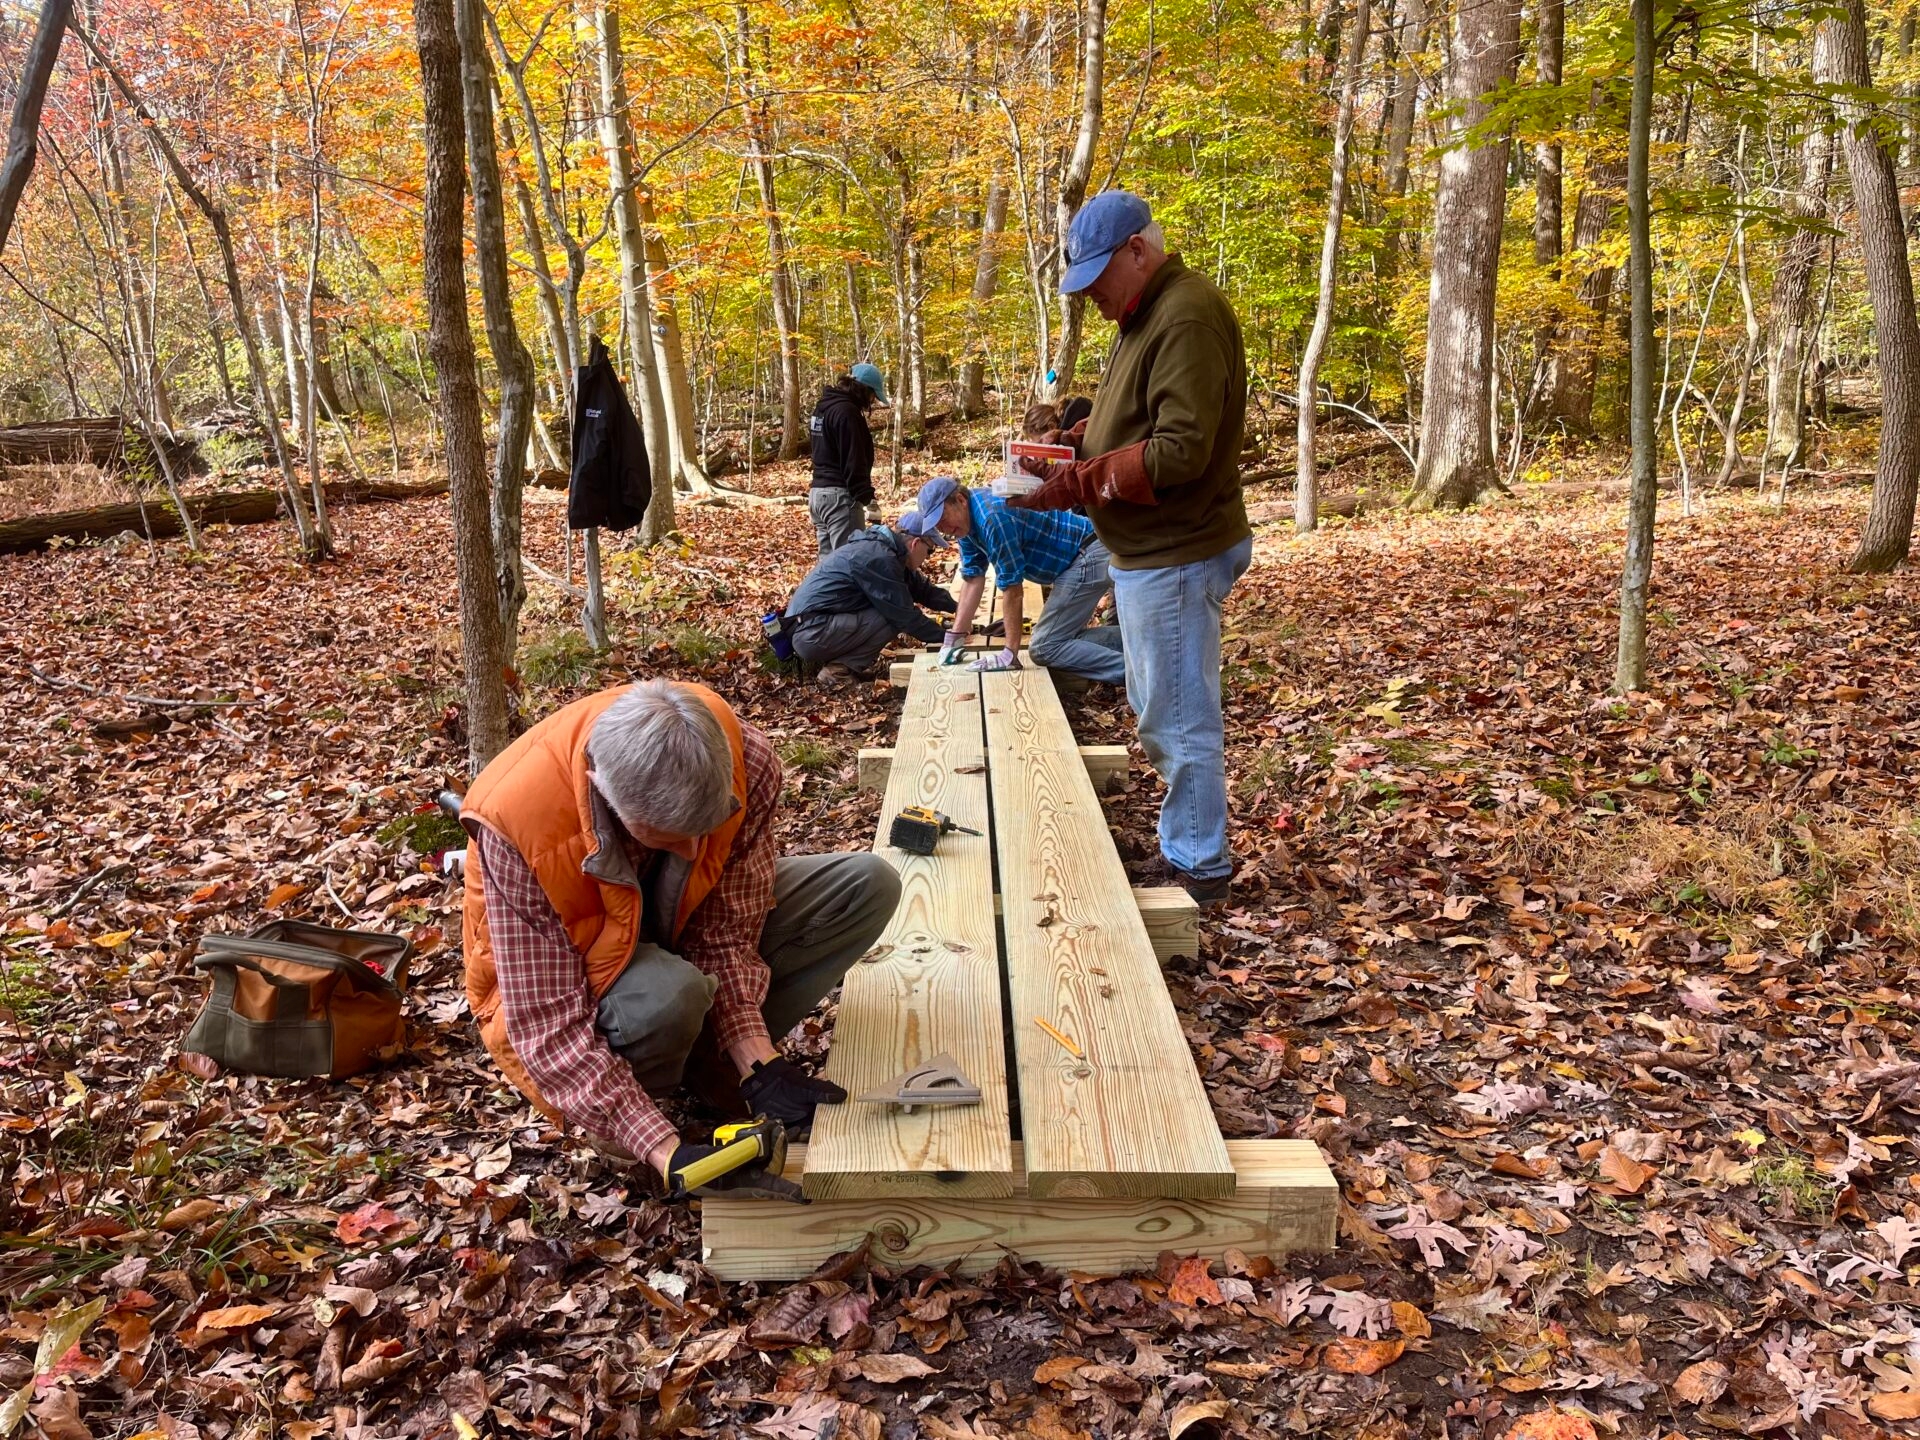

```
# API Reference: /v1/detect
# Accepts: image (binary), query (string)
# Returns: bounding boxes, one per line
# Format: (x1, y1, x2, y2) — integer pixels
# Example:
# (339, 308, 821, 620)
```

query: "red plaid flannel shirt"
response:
(471, 726, 782, 1160)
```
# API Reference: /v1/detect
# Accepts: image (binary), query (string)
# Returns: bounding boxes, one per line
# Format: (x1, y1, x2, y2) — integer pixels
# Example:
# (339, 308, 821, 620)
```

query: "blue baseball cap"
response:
(907, 475, 963, 533)
(1061, 191, 1153, 295)
(895, 508, 950, 547)
(849, 362, 888, 404)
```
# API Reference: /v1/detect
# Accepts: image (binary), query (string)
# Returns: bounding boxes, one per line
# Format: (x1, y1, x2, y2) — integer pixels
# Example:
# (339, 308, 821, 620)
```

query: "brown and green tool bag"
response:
(183, 920, 412, 1079)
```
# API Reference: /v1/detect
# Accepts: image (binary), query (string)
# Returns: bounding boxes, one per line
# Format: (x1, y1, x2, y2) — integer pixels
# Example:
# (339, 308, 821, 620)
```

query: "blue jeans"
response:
(1110, 535, 1253, 880)
(1028, 538, 1124, 684)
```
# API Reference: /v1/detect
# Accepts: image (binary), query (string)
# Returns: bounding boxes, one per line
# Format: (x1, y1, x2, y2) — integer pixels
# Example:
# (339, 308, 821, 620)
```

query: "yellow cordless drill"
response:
(664, 1117, 801, 1202)
(888, 805, 982, 855)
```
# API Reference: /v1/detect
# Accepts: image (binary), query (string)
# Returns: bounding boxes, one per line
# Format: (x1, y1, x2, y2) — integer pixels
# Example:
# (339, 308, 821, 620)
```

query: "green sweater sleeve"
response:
(1140, 320, 1230, 491)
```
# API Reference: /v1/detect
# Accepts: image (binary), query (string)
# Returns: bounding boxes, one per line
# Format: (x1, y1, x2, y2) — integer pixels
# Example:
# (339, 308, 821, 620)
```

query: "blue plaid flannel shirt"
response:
(957, 488, 1094, 589)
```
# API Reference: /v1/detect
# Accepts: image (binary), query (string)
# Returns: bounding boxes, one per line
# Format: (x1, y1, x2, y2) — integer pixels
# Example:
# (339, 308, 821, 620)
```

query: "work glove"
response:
(938, 631, 971, 665)
(1011, 440, 1155, 512)
(864, 506, 883, 526)
(662, 1135, 805, 1204)
(969, 648, 1022, 672)
(740, 1056, 848, 1130)
(1040, 418, 1091, 457)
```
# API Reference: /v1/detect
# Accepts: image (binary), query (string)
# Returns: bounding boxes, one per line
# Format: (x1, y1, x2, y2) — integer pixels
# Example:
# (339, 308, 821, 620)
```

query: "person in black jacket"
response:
(785, 512, 956, 687)
(808, 362, 888, 556)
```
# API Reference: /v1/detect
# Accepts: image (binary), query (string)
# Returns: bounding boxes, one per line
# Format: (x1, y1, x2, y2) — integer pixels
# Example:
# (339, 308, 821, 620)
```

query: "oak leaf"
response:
(1672, 1359, 1729, 1406)
(1321, 1337, 1404, 1375)
(1167, 1256, 1224, 1307)
(854, 1353, 936, 1384)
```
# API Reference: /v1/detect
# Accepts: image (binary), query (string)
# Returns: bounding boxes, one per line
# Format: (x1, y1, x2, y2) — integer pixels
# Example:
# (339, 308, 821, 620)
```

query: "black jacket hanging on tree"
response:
(569, 337, 652, 531)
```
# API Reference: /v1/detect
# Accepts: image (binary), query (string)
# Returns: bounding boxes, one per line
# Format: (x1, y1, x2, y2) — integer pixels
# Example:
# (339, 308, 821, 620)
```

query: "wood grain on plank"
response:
(803, 653, 1014, 1200)
(857, 743, 1128, 792)
(983, 667, 1236, 1198)
(704, 1141, 1334, 1280)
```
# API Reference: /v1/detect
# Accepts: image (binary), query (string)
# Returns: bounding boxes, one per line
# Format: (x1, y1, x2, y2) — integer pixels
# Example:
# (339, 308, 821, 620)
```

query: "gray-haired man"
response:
(461, 679, 900, 1201)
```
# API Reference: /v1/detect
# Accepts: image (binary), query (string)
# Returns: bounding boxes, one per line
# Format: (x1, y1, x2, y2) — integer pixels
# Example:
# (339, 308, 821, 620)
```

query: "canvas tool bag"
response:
(183, 920, 412, 1079)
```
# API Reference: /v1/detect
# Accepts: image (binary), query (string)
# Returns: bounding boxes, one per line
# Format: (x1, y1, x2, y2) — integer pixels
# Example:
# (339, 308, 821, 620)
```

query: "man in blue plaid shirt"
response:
(905, 476, 1124, 684)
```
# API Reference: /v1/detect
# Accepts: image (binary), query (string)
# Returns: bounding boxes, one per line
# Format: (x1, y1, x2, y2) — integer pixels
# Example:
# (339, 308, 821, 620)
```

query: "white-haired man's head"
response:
(587, 680, 737, 842)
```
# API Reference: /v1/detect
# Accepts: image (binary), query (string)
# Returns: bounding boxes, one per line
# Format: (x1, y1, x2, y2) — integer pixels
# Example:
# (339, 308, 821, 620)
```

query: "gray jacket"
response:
(786, 526, 954, 644)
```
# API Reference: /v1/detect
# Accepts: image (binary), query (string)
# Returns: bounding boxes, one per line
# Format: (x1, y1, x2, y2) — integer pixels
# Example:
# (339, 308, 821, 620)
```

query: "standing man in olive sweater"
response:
(1011, 192, 1251, 907)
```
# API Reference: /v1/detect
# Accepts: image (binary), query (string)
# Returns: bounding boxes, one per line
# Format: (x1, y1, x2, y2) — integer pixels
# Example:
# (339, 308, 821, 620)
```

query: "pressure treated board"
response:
(982, 887, 1198, 964)
(889, 648, 1031, 687)
(983, 668, 1236, 1199)
(857, 743, 1129, 793)
(803, 654, 1015, 1200)
(703, 1141, 1335, 1281)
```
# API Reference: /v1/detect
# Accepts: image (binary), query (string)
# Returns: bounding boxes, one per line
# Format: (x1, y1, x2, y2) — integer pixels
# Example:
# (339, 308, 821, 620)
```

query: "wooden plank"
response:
(703, 1141, 1335, 1281)
(984, 668, 1236, 1199)
(804, 653, 1014, 1200)
(978, 887, 1198, 964)
(889, 647, 1029, 687)
(858, 743, 1129, 793)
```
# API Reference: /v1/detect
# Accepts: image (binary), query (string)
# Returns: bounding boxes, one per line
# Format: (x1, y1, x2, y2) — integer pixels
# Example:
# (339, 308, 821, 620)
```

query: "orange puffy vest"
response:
(460, 684, 748, 1116)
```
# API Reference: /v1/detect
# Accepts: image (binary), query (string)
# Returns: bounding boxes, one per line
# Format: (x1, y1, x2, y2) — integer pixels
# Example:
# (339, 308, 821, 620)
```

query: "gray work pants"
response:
(594, 850, 901, 1091)
(809, 488, 865, 556)
(789, 608, 897, 676)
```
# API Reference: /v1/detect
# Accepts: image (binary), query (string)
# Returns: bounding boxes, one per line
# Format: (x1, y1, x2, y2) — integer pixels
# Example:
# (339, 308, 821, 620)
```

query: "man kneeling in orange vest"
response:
(460, 679, 898, 1203)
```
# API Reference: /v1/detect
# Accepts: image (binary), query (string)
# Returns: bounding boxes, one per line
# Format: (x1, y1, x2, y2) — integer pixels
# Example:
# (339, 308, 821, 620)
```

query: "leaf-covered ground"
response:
(4, 476, 1920, 1439)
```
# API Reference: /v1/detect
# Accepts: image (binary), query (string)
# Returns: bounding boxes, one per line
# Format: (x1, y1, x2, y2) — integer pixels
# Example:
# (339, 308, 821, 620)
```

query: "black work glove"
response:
(739, 1057, 847, 1130)
(662, 1139, 806, 1204)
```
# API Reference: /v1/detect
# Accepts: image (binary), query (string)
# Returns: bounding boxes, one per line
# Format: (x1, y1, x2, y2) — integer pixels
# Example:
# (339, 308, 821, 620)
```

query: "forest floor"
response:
(4, 465, 1920, 1440)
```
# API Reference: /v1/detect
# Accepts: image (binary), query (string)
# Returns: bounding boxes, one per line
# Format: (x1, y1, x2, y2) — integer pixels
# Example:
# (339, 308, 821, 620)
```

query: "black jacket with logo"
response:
(808, 386, 875, 505)
(569, 337, 652, 531)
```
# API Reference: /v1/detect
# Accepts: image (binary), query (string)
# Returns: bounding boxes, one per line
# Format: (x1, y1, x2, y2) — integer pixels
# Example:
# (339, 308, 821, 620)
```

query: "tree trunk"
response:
(956, 172, 1008, 419)
(593, 0, 674, 546)
(1409, 0, 1522, 508)
(454, 0, 533, 649)
(1615, 0, 1658, 691)
(1763, 52, 1834, 475)
(737, 5, 803, 459)
(1533, 0, 1562, 269)
(496, 97, 573, 412)
(1046, 0, 1107, 399)
(413, 0, 510, 770)
(0, 0, 73, 256)
(1824, 0, 1920, 572)
(1297, 0, 1370, 534)
(637, 186, 712, 493)
(1383, 0, 1426, 205)
(1540, 141, 1626, 431)
(72, 21, 321, 559)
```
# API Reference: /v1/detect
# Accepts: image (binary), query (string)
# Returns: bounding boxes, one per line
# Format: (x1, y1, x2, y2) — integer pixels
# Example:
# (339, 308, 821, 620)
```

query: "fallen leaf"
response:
(1504, 1410, 1599, 1440)
(264, 882, 305, 908)
(28, 1387, 93, 1440)
(1597, 1145, 1653, 1195)
(158, 1199, 225, 1232)
(1391, 1301, 1431, 1340)
(1321, 1337, 1405, 1375)
(1673, 1359, 1729, 1406)
(1167, 1256, 1224, 1307)
(335, 1202, 409, 1245)
(1869, 1391, 1920, 1421)
(854, 1353, 937, 1383)
(1168, 1399, 1233, 1440)
(1033, 1355, 1088, 1385)
(195, 1304, 277, 1334)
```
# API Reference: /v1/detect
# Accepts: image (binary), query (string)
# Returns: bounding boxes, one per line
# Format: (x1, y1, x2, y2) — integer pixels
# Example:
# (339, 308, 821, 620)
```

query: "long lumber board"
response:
(803, 654, 1014, 1200)
(858, 743, 1129, 793)
(704, 1141, 1334, 1281)
(984, 667, 1235, 1199)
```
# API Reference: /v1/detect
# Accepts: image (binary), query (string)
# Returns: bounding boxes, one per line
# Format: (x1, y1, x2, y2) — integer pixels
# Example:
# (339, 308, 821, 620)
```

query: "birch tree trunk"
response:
(1046, 0, 1107, 399)
(1823, 0, 1920, 572)
(1763, 49, 1834, 477)
(454, 0, 533, 649)
(593, 0, 674, 546)
(957, 173, 1009, 419)
(1615, 0, 1658, 691)
(737, 4, 804, 458)
(1409, 0, 1521, 509)
(1297, 0, 1369, 534)
(413, 0, 510, 770)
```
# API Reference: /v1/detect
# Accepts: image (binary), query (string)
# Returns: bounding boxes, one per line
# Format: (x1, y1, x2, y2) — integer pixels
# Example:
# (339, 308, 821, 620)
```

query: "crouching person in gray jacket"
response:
(785, 513, 956, 687)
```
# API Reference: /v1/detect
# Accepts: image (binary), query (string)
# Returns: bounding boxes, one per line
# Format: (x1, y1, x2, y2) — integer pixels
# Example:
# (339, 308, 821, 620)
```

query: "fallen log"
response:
(0, 478, 449, 553)
(0, 417, 199, 474)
